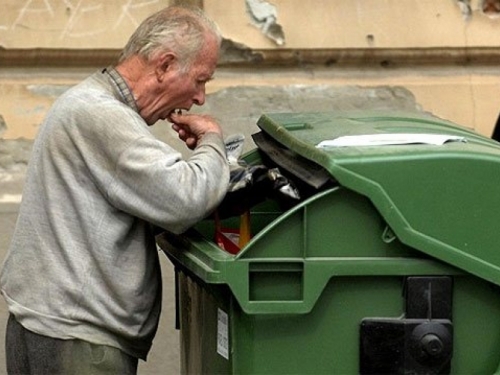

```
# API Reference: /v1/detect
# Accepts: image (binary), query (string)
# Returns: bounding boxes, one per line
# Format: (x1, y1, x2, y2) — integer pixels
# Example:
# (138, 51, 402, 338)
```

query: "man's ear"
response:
(155, 52, 176, 82)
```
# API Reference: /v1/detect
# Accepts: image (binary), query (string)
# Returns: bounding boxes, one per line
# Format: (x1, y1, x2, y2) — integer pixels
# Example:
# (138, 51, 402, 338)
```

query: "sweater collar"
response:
(102, 66, 139, 113)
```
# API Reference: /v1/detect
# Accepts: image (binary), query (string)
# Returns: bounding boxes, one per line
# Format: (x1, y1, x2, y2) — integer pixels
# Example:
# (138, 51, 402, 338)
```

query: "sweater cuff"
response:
(198, 132, 226, 154)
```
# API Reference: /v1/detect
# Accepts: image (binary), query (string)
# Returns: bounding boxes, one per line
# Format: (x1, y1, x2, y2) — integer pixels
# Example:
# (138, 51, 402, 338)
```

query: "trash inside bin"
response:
(158, 110, 500, 374)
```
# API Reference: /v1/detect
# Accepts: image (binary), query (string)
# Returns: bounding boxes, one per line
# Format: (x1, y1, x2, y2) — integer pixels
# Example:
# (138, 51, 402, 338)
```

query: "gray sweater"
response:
(0, 68, 229, 359)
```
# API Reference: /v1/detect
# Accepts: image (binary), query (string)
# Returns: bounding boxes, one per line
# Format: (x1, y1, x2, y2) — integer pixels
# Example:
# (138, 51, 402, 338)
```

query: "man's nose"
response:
(193, 88, 206, 106)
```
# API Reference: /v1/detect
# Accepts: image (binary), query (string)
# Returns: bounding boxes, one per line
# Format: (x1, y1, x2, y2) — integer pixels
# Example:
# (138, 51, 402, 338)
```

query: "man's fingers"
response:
(186, 137, 197, 150)
(169, 112, 188, 125)
(172, 123, 198, 147)
(170, 113, 222, 149)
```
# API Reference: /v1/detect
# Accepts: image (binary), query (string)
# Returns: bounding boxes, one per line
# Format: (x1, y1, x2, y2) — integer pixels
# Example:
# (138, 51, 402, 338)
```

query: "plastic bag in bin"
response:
(217, 134, 301, 219)
(214, 134, 300, 253)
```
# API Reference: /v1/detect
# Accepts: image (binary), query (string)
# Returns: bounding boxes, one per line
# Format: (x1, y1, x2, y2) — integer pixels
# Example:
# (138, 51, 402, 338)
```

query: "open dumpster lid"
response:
(256, 110, 500, 286)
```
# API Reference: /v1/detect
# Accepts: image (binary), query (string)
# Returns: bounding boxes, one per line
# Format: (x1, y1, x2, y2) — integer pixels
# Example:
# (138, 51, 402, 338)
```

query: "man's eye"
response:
(199, 77, 213, 84)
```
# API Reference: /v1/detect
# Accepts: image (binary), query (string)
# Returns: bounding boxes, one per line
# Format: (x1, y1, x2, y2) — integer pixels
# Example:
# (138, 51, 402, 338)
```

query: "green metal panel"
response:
(161, 186, 461, 316)
(173, 268, 500, 374)
(257, 110, 500, 286)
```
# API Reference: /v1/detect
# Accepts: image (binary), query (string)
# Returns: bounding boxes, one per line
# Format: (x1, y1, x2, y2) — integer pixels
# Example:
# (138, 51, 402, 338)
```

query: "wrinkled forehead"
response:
(192, 34, 219, 72)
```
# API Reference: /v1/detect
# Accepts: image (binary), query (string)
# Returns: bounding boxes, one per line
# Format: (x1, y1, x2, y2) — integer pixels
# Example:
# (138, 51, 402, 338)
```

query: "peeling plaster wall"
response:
(1, 0, 500, 49)
(244, 0, 285, 46)
(0, 83, 422, 175)
(0, 72, 80, 140)
(2, 65, 500, 140)
(206, 0, 500, 49)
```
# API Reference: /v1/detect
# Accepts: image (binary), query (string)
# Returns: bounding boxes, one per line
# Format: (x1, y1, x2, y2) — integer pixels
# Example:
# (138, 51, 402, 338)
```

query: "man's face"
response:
(141, 35, 219, 125)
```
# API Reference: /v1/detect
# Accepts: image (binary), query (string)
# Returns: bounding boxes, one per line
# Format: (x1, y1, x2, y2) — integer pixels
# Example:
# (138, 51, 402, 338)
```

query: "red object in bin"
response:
(215, 228, 241, 254)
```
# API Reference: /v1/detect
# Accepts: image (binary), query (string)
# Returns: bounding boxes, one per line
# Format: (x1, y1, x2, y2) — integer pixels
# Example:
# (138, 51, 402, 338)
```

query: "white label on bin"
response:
(217, 308, 229, 360)
(316, 133, 466, 148)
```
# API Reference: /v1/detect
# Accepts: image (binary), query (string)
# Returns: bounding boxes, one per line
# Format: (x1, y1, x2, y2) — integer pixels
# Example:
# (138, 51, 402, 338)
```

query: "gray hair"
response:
(119, 5, 221, 69)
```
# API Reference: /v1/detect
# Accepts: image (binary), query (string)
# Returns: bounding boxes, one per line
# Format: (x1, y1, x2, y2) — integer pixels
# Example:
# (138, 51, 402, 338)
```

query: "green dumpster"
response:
(158, 110, 500, 374)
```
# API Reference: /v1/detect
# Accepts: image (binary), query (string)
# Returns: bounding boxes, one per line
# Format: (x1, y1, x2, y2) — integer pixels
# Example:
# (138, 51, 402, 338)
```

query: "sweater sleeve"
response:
(53, 80, 229, 234)
(107, 131, 229, 234)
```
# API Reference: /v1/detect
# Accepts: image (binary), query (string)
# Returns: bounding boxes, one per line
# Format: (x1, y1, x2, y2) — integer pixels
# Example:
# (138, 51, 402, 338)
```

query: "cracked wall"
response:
(0, 83, 422, 180)
(245, 0, 285, 46)
(2, 0, 500, 171)
(205, 0, 500, 49)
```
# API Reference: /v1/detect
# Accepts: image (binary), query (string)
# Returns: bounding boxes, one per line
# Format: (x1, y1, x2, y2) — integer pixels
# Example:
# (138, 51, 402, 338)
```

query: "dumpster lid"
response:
(256, 110, 500, 286)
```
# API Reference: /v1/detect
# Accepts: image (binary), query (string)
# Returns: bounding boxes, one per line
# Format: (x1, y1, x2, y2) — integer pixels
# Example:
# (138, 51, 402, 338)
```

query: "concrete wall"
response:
(2, 65, 499, 139)
(2, 0, 500, 143)
(0, 0, 174, 49)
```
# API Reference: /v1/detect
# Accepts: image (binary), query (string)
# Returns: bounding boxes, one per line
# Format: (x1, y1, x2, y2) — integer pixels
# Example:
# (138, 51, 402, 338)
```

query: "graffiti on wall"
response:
(0, 0, 164, 47)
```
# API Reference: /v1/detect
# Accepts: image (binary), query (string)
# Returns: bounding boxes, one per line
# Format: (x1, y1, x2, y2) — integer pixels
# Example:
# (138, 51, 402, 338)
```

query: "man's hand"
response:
(169, 112, 222, 150)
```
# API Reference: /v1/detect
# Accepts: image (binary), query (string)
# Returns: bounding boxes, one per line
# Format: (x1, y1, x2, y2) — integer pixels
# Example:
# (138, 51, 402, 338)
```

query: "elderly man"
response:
(1, 5, 229, 374)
